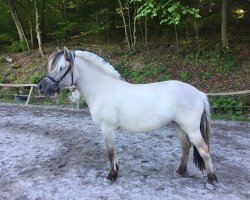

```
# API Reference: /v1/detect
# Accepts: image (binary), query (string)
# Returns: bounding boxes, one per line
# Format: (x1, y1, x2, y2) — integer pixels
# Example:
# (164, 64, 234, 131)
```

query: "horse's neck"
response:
(74, 59, 120, 106)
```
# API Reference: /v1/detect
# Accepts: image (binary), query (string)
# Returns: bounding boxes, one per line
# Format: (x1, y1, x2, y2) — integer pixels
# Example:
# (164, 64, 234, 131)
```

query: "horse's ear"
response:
(63, 46, 71, 61)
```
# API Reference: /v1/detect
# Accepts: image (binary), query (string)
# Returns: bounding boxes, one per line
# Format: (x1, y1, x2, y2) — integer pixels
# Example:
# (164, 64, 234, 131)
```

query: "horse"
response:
(37, 47, 218, 187)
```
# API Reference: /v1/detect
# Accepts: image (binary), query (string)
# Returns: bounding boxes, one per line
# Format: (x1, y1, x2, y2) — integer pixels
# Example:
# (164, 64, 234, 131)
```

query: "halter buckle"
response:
(51, 83, 59, 91)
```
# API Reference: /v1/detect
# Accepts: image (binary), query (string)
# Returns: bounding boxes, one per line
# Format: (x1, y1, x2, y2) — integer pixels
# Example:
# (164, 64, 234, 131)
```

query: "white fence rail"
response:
(0, 84, 37, 105)
(0, 84, 76, 106)
(207, 90, 250, 96)
(0, 83, 249, 110)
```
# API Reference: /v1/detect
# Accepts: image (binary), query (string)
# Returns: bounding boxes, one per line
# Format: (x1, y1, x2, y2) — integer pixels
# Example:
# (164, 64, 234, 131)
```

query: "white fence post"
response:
(26, 86, 34, 105)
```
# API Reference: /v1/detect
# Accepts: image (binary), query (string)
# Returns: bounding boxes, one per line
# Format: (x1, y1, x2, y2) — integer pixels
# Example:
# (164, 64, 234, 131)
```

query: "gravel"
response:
(0, 103, 249, 200)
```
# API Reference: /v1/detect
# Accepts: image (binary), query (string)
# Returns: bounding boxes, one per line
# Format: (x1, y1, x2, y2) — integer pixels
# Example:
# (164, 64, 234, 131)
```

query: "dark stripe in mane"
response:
(50, 51, 64, 67)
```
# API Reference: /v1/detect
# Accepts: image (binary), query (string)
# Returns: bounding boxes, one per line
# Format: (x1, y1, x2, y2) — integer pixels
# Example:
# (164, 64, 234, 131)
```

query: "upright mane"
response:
(48, 49, 122, 79)
(74, 50, 122, 79)
(48, 51, 64, 72)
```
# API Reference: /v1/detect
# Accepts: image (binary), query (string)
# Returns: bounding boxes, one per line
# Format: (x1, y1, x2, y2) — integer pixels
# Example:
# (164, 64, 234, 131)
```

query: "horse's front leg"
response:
(101, 125, 118, 181)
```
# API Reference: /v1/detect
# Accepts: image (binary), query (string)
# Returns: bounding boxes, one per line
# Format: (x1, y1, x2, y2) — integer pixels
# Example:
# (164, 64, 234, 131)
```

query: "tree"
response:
(7, 0, 30, 52)
(135, 0, 200, 52)
(221, 0, 228, 48)
(34, 0, 45, 56)
(118, 0, 138, 52)
(15, 0, 35, 48)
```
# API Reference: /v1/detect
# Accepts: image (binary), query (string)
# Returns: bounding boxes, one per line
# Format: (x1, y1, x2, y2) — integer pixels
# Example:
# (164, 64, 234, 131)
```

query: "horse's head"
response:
(37, 47, 75, 96)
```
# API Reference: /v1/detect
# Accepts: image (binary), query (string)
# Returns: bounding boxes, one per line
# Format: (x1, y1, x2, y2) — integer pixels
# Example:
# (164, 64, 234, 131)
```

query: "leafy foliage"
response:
(210, 49, 239, 72)
(210, 96, 248, 120)
(6, 40, 27, 52)
(135, 0, 200, 25)
(29, 73, 44, 84)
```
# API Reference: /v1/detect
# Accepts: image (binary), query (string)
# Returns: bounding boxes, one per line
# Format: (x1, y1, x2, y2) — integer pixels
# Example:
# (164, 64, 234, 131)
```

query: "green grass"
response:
(179, 70, 189, 81)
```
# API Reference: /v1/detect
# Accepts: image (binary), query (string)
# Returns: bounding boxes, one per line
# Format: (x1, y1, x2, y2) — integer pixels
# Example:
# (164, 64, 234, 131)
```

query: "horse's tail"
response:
(193, 93, 211, 171)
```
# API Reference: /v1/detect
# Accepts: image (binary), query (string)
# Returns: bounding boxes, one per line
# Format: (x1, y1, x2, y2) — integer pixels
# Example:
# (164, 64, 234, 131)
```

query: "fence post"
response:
(26, 86, 34, 105)
(77, 97, 80, 110)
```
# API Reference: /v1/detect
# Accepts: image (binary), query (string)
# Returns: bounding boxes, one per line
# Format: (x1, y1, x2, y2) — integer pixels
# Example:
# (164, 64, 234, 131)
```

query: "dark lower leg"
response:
(195, 143, 218, 185)
(207, 172, 218, 184)
(176, 144, 190, 175)
(106, 147, 118, 181)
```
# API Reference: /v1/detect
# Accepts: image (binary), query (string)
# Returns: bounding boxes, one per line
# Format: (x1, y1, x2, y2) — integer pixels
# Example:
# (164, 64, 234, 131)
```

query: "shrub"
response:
(179, 70, 189, 81)
(29, 73, 44, 84)
(210, 96, 244, 117)
(0, 33, 13, 44)
(6, 40, 27, 52)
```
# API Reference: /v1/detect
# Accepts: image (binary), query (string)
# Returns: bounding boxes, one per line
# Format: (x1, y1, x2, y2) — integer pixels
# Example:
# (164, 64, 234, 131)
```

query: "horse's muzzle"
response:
(37, 78, 59, 96)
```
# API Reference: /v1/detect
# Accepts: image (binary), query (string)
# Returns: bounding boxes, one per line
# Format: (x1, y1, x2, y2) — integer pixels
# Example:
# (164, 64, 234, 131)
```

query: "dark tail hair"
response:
(193, 98, 211, 171)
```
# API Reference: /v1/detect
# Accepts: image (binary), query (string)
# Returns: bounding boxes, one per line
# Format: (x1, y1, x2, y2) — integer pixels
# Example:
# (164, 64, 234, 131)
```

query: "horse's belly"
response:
(118, 110, 172, 132)
(120, 122, 163, 132)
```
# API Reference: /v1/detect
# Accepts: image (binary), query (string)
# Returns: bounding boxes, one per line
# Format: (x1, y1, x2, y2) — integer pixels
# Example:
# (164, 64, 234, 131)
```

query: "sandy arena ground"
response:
(0, 103, 249, 200)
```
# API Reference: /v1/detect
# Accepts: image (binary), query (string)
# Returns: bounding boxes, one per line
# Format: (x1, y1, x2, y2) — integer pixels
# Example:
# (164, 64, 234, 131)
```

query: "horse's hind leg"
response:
(187, 130, 218, 186)
(101, 125, 118, 181)
(175, 125, 191, 176)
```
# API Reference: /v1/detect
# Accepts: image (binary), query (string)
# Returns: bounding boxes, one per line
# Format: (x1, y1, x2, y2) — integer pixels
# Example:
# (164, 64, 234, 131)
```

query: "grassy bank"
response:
(0, 42, 249, 121)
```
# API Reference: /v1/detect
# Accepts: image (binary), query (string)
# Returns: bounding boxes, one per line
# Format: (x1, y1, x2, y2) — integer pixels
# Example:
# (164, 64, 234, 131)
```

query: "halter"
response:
(46, 52, 75, 91)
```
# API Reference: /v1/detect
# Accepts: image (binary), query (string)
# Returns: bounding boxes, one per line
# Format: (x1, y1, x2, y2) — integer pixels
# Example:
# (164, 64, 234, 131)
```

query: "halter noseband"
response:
(46, 52, 75, 91)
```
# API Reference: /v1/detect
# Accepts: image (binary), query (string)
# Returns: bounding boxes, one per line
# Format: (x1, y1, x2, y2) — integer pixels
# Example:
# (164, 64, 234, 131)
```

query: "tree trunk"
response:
(29, 16, 34, 49)
(95, 0, 99, 45)
(132, 4, 137, 51)
(174, 24, 179, 52)
(118, 0, 132, 51)
(105, 0, 110, 45)
(144, 16, 148, 48)
(34, 0, 45, 57)
(41, 0, 46, 39)
(7, 0, 30, 53)
(28, 0, 34, 48)
(194, 20, 200, 52)
(221, 0, 228, 48)
(127, 3, 133, 47)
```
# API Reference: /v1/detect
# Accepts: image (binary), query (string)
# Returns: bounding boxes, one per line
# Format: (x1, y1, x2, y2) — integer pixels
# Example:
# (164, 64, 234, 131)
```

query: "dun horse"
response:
(38, 47, 218, 187)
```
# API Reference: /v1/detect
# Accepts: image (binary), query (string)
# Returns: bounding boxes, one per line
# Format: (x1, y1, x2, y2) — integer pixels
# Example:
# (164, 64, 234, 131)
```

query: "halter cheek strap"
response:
(46, 52, 75, 91)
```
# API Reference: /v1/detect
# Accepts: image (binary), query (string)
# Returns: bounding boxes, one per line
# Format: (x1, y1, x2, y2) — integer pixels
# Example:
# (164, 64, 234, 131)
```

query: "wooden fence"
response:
(0, 83, 249, 109)
(0, 84, 36, 105)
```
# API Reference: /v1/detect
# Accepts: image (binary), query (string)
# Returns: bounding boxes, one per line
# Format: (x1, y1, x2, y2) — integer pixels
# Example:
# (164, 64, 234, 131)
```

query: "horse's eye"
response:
(60, 66, 62, 71)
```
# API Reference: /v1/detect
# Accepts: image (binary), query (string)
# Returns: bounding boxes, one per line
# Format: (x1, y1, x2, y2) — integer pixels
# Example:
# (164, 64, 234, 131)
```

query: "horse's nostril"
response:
(39, 84, 43, 91)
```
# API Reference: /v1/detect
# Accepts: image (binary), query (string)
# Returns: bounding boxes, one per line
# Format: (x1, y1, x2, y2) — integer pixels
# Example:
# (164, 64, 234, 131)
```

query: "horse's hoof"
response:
(174, 167, 187, 177)
(206, 173, 218, 190)
(207, 173, 218, 184)
(175, 168, 187, 176)
(174, 170, 186, 178)
(106, 171, 118, 181)
(205, 182, 217, 190)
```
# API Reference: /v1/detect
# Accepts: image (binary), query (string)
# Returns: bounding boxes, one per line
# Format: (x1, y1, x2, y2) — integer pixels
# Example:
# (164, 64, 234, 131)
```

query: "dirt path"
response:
(0, 103, 249, 200)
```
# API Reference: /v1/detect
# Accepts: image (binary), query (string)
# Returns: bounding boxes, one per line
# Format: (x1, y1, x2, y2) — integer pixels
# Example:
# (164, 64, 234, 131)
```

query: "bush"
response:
(29, 73, 44, 84)
(0, 75, 5, 83)
(0, 33, 13, 44)
(6, 40, 27, 52)
(210, 49, 239, 72)
(210, 96, 244, 117)
(58, 89, 70, 104)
